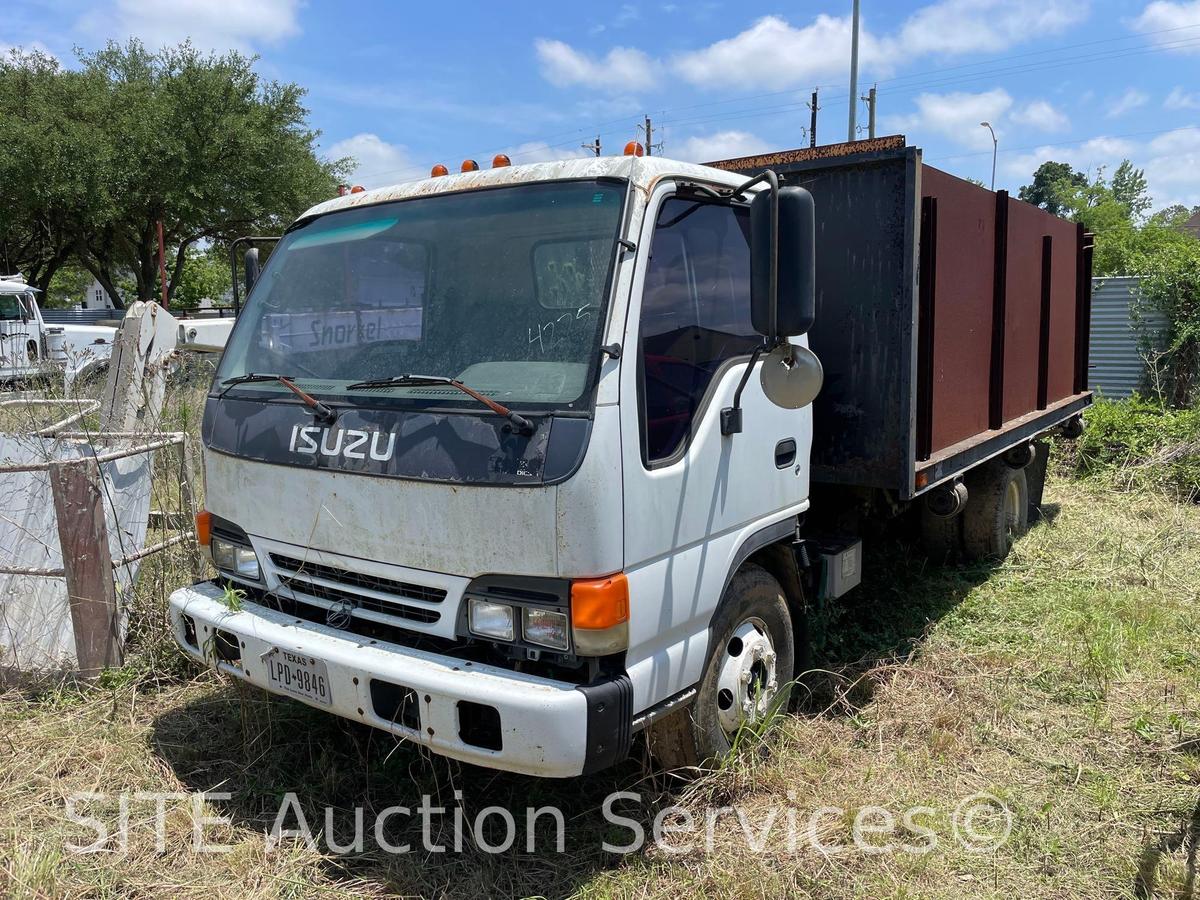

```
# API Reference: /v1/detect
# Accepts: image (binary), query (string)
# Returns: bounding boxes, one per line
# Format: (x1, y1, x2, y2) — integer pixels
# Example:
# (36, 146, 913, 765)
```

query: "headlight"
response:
(468, 599, 514, 641)
(211, 537, 260, 581)
(523, 607, 569, 651)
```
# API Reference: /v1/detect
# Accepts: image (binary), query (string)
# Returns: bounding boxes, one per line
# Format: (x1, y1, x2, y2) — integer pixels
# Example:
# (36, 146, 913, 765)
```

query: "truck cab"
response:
(0, 277, 49, 381)
(169, 145, 1090, 777)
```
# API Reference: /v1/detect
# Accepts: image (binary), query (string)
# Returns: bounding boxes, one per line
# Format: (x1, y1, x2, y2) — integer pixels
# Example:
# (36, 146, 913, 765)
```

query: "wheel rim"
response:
(1004, 480, 1021, 540)
(714, 616, 779, 734)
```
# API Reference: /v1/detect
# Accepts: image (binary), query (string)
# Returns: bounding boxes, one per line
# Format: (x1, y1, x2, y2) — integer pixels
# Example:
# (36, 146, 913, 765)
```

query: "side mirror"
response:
(243, 247, 261, 295)
(749, 184, 815, 341)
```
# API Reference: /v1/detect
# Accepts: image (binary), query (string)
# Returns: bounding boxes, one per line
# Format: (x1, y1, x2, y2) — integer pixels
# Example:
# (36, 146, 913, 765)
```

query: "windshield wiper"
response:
(346, 374, 534, 435)
(219, 373, 337, 424)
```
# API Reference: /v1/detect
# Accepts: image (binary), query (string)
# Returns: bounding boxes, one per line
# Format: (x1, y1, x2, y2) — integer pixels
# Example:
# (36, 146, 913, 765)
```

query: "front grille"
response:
(270, 553, 446, 604)
(268, 553, 446, 630)
(278, 576, 439, 624)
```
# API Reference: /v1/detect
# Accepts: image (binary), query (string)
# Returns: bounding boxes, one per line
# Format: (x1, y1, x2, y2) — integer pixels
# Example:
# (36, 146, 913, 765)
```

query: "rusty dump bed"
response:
(710, 137, 1094, 501)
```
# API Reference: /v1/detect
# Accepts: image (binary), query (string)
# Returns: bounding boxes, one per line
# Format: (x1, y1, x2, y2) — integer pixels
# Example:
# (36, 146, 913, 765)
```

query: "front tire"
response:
(647, 564, 794, 770)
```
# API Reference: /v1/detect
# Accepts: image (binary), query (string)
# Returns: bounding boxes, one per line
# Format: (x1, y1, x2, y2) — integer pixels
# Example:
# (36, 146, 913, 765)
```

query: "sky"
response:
(4, 0, 1200, 210)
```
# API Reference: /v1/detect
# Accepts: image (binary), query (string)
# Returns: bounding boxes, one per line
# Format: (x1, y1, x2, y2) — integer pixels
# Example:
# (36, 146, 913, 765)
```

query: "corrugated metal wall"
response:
(1088, 275, 1168, 399)
(40, 309, 125, 326)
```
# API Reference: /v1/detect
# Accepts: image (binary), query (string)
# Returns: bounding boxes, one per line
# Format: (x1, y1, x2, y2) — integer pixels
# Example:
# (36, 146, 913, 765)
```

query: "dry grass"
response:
(0, 474, 1195, 899)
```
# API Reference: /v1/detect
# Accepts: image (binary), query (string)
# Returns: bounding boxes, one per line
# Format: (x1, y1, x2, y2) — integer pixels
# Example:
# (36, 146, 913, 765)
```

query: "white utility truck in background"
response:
(0, 275, 115, 384)
(170, 139, 1093, 776)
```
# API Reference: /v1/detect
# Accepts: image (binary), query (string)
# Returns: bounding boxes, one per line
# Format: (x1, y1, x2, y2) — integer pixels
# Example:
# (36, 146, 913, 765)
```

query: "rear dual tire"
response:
(920, 459, 1031, 563)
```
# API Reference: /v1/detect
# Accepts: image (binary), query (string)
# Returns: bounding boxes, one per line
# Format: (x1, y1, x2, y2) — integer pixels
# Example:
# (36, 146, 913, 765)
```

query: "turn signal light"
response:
(431, 164, 449, 177)
(349, 185, 365, 194)
(492, 153, 511, 168)
(571, 573, 629, 655)
(195, 510, 212, 547)
(461, 159, 480, 172)
(624, 141, 644, 157)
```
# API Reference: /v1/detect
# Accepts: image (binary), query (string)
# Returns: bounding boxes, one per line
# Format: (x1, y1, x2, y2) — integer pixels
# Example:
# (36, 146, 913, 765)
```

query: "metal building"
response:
(1088, 275, 1168, 399)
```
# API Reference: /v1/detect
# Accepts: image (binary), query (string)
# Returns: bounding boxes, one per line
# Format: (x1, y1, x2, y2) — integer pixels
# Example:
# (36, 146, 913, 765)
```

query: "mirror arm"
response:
(720, 341, 768, 436)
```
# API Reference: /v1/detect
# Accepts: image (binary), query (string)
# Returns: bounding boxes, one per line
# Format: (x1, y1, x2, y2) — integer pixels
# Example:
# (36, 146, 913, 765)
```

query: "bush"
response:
(1070, 397, 1200, 501)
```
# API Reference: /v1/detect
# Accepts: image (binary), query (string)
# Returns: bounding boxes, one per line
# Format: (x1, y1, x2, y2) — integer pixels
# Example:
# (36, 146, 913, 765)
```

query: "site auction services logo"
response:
(63, 790, 1014, 858)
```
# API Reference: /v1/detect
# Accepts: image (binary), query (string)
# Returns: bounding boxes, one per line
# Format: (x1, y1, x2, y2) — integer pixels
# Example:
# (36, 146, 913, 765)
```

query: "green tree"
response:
(44, 264, 94, 309)
(0, 41, 352, 307)
(1017, 160, 1087, 216)
(1149, 204, 1200, 228)
(172, 246, 232, 309)
(1134, 238, 1200, 407)
(1111, 160, 1151, 221)
(0, 48, 108, 296)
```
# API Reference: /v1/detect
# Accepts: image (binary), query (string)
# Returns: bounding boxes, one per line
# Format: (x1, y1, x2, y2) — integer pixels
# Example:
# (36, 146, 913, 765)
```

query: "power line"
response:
(925, 123, 1200, 164)
(349, 24, 1200, 184)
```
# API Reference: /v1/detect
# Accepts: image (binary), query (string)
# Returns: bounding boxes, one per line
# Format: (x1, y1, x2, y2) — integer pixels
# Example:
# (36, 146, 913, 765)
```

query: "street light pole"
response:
(980, 121, 998, 190)
(847, 0, 860, 141)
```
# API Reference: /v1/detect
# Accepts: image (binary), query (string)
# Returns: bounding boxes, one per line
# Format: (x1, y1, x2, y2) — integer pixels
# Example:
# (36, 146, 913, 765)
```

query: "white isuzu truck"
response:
(169, 138, 1093, 777)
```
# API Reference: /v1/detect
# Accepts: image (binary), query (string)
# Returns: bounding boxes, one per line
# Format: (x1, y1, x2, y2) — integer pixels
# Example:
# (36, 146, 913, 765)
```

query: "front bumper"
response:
(169, 581, 631, 778)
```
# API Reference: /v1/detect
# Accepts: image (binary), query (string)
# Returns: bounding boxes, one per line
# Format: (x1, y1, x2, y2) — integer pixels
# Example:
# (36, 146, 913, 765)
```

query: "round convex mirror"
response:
(760, 343, 823, 409)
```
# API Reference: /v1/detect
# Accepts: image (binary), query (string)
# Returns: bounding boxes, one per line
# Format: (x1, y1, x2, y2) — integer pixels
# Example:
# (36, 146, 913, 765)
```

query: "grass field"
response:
(1, 462, 1198, 897)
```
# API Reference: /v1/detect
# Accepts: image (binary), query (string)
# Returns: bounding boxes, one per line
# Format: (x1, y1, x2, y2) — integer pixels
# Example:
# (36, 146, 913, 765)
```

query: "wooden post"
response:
(49, 458, 122, 677)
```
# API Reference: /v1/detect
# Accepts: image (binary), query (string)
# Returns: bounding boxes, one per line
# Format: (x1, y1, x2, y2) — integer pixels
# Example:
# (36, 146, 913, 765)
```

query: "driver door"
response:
(618, 184, 812, 711)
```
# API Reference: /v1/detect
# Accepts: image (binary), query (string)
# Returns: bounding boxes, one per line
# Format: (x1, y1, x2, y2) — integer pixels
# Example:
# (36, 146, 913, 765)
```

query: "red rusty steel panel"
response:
(1046, 214, 1079, 402)
(1002, 198, 1046, 422)
(920, 166, 994, 453)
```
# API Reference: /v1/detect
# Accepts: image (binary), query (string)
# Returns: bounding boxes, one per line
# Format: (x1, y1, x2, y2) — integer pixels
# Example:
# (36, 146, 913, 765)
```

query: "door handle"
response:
(775, 438, 797, 468)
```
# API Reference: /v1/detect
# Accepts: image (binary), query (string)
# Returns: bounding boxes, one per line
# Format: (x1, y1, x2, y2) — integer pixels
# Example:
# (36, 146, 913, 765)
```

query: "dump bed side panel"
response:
(918, 167, 994, 451)
(1003, 198, 1045, 422)
(708, 140, 1091, 500)
(1046, 213, 1081, 402)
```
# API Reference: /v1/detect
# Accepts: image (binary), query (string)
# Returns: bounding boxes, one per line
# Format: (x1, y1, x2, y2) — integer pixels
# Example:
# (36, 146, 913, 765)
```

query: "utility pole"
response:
(847, 0, 861, 142)
(862, 84, 877, 139)
(638, 116, 663, 156)
(582, 136, 601, 157)
(808, 89, 820, 148)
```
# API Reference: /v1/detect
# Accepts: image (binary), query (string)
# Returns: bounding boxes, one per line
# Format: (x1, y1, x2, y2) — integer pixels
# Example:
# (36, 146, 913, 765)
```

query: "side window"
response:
(639, 198, 758, 463)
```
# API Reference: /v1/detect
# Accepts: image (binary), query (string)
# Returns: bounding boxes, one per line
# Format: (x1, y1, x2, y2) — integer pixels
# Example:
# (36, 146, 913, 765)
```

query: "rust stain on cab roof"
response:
(300, 156, 751, 222)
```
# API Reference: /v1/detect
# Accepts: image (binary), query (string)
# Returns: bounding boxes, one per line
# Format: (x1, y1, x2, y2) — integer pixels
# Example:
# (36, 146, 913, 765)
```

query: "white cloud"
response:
(534, 39, 657, 92)
(897, 0, 1088, 56)
(1107, 87, 1150, 117)
(672, 130, 773, 163)
(672, 14, 898, 90)
(889, 89, 1013, 149)
(1131, 1, 1200, 51)
(1011, 99, 1069, 131)
(326, 133, 413, 189)
(1164, 85, 1200, 109)
(554, 1, 1088, 94)
(79, 0, 300, 50)
(1002, 128, 1200, 208)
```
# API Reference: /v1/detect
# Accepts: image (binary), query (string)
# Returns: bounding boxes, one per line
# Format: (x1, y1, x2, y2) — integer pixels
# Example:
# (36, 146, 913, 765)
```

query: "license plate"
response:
(266, 649, 332, 706)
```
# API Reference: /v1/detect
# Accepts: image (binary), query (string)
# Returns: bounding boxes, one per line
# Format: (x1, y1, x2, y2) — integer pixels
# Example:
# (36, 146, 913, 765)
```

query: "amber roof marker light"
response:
(431, 164, 449, 177)
(461, 159, 480, 172)
(492, 153, 511, 168)
(624, 141, 644, 157)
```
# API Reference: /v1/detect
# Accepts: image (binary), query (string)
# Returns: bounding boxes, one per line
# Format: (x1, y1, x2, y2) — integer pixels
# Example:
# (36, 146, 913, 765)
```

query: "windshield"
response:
(216, 179, 626, 412)
(0, 293, 30, 321)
